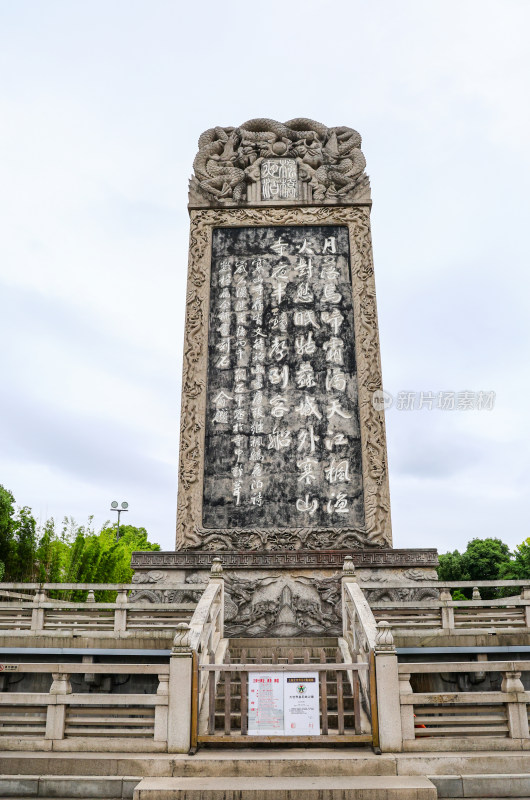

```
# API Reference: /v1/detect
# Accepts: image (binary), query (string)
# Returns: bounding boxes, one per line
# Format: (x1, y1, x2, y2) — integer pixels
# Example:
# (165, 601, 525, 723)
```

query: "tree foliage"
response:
(0, 485, 160, 591)
(438, 537, 520, 598)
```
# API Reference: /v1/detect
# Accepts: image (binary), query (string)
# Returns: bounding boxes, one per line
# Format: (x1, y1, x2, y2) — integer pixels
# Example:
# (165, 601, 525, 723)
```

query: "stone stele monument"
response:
(131, 118, 438, 636)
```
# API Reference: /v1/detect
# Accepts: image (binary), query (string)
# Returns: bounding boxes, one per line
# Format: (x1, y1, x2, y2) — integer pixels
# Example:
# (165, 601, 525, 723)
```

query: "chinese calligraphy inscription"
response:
(261, 159, 298, 201)
(203, 225, 364, 531)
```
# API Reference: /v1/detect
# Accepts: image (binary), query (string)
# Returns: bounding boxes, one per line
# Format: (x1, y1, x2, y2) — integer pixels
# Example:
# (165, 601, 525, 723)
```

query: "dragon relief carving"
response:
(176, 205, 391, 552)
(189, 119, 370, 206)
(222, 572, 343, 637)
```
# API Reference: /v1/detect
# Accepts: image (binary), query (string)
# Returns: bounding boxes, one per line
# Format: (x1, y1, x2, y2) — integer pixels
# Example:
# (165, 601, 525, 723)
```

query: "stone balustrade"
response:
(342, 558, 401, 752)
(0, 583, 197, 637)
(398, 659, 530, 751)
(0, 565, 227, 754)
(341, 567, 530, 753)
(365, 580, 530, 635)
(0, 662, 169, 751)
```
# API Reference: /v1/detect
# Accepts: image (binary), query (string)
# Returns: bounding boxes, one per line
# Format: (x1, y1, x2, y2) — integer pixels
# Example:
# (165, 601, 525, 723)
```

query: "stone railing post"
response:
(30, 588, 46, 632)
(374, 621, 402, 752)
(398, 671, 415, 742)
(167, 622, 194, 752)
(209, 557, 225, 638)
(521, 588, 530, 628)
(501, 670, 529, 740)
(45, 672, 71, 740)
(440, 589, 454, 630)
(154, 674, 169, 742)
(341, 555, 357, 638)
(114, 589, 128, 633)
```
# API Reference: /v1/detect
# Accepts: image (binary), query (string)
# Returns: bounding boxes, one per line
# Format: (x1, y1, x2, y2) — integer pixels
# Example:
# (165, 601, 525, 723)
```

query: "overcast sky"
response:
(1, 0, 529, 554)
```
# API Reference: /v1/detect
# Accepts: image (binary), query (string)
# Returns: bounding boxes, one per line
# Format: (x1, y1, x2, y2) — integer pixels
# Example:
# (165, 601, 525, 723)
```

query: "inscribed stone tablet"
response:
(203, 225, 364, 530)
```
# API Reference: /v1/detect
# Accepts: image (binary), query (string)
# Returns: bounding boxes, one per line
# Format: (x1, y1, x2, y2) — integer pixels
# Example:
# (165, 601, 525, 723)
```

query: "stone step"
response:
(133, 776, 437, 800)
(224, 658, 339, 664)
(5, 751, 530, 781)
(0, 750, 391, 778)
(0, 775, 138, 798)
(430, 773, 530, 798)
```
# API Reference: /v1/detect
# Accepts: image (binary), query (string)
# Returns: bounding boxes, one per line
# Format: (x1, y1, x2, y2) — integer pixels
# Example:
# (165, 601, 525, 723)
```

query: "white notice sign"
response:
(248, 672, 320, 736)
(248, 673, 284, 735)
(283, 672, 320, 735)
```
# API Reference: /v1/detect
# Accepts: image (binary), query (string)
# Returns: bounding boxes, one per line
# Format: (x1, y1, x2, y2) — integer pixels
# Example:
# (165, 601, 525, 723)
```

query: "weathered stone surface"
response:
(203, 225, 363, 532)
(176, 205, 392, 553)
(133, 775, 437, 800)
(129, 560, 438, 638)
(131, 549, 438, 570)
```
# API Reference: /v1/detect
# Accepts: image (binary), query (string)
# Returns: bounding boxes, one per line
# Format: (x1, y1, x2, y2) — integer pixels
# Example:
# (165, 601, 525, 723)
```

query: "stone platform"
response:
(131, 548, 438, 637)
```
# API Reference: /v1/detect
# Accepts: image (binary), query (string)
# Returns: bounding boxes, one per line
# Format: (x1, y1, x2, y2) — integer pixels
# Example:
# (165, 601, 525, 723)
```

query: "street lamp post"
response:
(110, 501, 128, 540)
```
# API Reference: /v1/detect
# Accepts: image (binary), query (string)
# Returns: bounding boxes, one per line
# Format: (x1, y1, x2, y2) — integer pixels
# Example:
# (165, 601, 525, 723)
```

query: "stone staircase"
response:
(3, 749, 530, 799)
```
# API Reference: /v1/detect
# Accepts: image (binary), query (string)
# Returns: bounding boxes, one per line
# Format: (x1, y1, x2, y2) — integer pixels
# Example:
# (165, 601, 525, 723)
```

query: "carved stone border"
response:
(176, 206, 391, 550)
(133, 549, 438, 570)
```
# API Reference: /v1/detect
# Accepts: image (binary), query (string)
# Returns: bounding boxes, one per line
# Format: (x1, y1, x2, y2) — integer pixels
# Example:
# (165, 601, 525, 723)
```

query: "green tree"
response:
(437, 549, 467, 582)
(437, 537, 512, 598)
(0, 485, 15, 579)
(12, 506, 38, 582)
(0, 488, 160, 589)
(57, 524, 159, 599)
(500, 538, 530, 581)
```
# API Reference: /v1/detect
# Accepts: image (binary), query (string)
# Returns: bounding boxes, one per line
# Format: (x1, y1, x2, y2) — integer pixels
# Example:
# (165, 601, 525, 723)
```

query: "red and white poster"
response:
(248, 673, 284, 735)
(248, 672, 320, 736)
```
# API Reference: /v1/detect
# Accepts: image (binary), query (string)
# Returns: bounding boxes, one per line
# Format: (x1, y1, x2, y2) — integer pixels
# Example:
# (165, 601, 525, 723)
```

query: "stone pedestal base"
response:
(130, 549, 438, 638)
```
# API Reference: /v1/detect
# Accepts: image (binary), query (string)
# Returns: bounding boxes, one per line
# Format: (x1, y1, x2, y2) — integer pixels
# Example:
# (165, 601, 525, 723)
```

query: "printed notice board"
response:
(248, 671, 320, 736)
(248, 673, 284, 735)
(284, 673, 320, 734)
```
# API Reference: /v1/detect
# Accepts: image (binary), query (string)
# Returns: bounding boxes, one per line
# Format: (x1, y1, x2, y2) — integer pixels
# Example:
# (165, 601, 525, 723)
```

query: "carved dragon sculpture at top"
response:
(191, 118, 368, 204)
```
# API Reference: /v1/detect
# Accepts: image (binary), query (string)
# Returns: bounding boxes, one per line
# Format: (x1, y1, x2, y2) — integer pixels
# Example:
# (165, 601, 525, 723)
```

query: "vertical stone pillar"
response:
(45, 672, 71, 740)
(440, 589, 454, 630)
(167, 623, 193, 753)
(374, 621, 403, 752)
(30, 588, 46, 632)
(341, 555, 357, 637)
(154, 674, 169, 742)
(502, 670, 529, 740)
(114, 589, 128, 633)
(398, 671, 415, 742)
(209, 557, 225, 640)
(521, 588, 530, 628)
